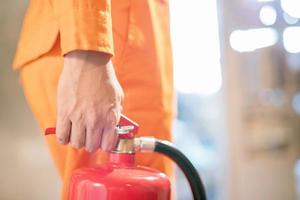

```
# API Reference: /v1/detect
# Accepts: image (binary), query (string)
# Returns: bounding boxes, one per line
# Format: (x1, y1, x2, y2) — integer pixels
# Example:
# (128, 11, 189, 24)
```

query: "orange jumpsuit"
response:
(14, 0, 174, 199)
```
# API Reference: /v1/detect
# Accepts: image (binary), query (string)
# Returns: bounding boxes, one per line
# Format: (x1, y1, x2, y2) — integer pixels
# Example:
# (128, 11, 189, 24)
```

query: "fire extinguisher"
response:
(45, 115, 207, 200)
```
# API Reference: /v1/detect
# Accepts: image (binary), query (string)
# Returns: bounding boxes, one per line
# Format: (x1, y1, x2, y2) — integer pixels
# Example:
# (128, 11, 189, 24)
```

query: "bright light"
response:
(229, 28, 278, 52)
(283, 12, 298, 25)
(281, 0, 300, 18)
(259, 5, 277, 26)
(283, 26, 300, 53)
(170, 0, 222, 95)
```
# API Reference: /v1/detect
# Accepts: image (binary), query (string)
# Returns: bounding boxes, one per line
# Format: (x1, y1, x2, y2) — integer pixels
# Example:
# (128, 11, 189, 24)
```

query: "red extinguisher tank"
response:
(45, 115, 206, 200)
(69, 153, 170, 200)
(68, 115, 170, 200)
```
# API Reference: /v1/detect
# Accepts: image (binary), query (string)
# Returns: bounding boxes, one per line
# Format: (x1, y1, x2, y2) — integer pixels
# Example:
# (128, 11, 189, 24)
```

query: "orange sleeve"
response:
(51, 0, 114, 56)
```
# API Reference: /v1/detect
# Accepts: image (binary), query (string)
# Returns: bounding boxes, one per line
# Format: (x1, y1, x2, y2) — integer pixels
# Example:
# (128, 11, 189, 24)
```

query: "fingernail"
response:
(58, 137, 66, 144)
(71, 142, 80, 149)
(85, 146, 93, 153)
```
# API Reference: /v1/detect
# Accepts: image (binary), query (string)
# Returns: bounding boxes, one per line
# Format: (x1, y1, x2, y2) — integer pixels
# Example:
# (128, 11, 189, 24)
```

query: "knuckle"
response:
(105, 120, 115, 129)
(56, 128, 65, 138)
(87, 116, 102, 132)
(70, 130, 85, 147)
(57, 109, 69, 121)
(88, 112, 98, 126)
(87, 128, 101, 137)
(70, 111, 84, 122)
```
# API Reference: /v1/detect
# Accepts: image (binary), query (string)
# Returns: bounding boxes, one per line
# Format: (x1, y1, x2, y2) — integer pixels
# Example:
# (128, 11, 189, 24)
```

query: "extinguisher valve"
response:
(112, 138, 135, 154)
(112, 116, 157, 153)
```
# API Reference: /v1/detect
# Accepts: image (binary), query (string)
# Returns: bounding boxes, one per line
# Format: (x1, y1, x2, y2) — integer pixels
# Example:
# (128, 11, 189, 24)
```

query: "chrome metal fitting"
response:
(112, 136, 156, 154)
(115, 125, 135, 134)
(134, 137, 156, 152)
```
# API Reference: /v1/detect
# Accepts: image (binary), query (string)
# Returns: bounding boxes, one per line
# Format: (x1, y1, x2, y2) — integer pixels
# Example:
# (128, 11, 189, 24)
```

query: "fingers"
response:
(109, 107, 120, 126)
(56, 112, 117, 152)
(101, 110, 120, 151)
(56, 113, 71, 144)
(70, 120, 86, 149)
(85, 126, 103, 153)
(101, 121, 117, 151)
(56, 102, 121, 154)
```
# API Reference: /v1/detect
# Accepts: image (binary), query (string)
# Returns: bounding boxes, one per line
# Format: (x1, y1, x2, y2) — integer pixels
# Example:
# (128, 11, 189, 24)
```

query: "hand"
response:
(56, 50, 124, 152)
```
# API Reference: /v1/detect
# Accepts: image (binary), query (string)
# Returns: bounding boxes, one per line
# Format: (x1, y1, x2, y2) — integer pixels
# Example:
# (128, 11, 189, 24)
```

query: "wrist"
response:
(65, 50, 111, 66)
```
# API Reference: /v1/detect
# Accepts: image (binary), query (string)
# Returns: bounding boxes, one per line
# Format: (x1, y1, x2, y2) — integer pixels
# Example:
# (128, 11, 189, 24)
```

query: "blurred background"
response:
(1, 0, 300, 199)
(0, 1, 61, 200)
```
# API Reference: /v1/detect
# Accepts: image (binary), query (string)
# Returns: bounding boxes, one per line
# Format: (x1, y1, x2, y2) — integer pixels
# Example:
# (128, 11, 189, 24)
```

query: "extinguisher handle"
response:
(45, 127, 56, 135)
(115, 114, 139, 139)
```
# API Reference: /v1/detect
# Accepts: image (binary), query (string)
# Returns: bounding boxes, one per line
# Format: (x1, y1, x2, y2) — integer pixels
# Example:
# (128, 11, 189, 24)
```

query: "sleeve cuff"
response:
(57, 7, 114, 56)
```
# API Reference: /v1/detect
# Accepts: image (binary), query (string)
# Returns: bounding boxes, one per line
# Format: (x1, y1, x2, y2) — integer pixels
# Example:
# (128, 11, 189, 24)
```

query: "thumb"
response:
(109, 107, 121, 126)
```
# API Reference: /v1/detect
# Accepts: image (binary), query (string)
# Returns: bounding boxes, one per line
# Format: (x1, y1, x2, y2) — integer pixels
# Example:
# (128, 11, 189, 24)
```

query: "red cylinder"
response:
(68, 153, 171, 200)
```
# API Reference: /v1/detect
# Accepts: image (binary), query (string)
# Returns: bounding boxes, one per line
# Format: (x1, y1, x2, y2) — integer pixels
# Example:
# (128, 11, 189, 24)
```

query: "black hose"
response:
(154, 140, 207, 200)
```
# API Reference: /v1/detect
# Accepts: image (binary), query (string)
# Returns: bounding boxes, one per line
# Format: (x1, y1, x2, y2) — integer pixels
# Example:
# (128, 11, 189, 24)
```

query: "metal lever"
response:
(115, 125, 135, 134)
